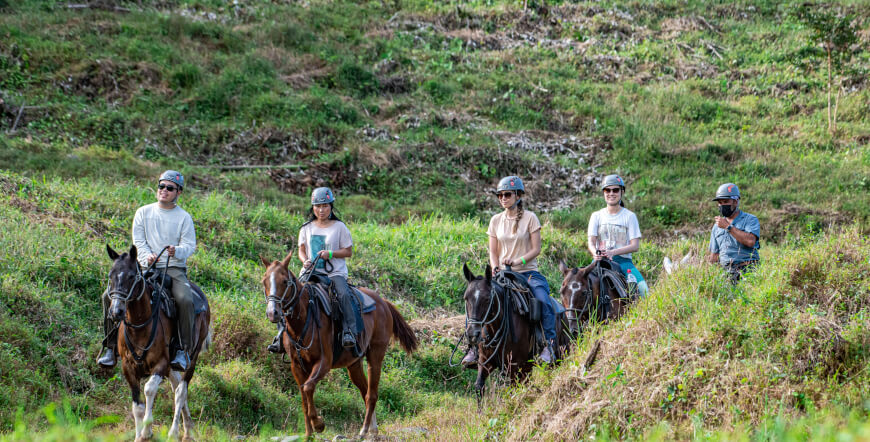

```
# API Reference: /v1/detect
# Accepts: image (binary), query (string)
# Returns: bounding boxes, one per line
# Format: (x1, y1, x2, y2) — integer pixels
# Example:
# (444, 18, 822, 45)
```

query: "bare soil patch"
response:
(59, 59, 166, 103)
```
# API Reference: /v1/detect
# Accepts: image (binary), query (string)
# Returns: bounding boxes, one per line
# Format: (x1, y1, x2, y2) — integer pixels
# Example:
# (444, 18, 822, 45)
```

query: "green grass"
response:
(1, 0, 870, 439)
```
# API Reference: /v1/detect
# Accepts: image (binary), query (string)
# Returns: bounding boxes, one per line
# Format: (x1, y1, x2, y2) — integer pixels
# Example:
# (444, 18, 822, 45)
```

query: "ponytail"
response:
(513, 199, 524, 234)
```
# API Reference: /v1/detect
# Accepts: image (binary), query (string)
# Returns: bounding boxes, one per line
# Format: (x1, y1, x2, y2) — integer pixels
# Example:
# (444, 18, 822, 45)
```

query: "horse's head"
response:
(559, 260, 594, 335)
(106, 244, 145, 321)
(260, 253, 299, 323)
(462, 263, 494, 346)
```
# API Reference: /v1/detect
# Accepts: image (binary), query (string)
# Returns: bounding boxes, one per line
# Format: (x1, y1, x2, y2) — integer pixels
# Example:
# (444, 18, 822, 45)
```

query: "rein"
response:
(451, 268, 532, 370)
(267, 268, 320, 372)
(111, 246, 171, 363)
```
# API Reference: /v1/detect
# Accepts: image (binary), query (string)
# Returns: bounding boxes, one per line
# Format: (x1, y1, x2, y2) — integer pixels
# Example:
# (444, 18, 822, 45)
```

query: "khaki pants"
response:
(101, 267, 195, 352)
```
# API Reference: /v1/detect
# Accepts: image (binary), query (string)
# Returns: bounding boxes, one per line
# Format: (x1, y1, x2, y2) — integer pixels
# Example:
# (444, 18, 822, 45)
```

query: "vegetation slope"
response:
(0, 0, 868, 440)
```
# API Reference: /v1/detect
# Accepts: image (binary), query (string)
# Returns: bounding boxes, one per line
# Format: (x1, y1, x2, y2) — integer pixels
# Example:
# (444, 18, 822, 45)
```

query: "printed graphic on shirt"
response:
(310, 234, 327, 269)
(597, 224, 629, 251)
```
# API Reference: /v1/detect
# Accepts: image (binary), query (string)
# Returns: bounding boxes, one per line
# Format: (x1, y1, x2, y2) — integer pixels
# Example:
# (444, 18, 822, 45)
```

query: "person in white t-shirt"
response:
(462, 176, 557, 366)
(587, 174, 649, 297)
(97, 170, 197, 372)
(267, 187, 358, 354)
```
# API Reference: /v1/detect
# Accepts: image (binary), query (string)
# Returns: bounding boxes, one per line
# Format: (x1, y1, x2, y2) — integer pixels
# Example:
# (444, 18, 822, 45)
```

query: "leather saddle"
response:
(144, 270, 209, 320)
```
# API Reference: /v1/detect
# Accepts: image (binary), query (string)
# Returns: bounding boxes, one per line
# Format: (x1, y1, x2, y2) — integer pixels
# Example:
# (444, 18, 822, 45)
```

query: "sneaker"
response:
(461, 347, 478, 368)
(170, 349, 189, 372)
(539, 345, 553, 364)
(97, 348, 116, 368)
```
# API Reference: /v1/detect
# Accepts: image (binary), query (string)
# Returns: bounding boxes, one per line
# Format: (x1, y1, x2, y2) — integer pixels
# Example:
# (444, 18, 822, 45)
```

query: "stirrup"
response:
(267, 334, 284, 354)
(341, 331, 356, 349)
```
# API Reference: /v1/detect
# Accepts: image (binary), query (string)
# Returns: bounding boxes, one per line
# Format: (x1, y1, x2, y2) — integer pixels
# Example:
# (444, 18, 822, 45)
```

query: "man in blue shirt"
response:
(708, 183, 760, 283)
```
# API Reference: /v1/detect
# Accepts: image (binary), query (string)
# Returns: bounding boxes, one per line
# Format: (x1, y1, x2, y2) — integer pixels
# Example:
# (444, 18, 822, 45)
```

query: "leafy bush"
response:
(335, 62, 379, 96)
(169, 63, 202, 90)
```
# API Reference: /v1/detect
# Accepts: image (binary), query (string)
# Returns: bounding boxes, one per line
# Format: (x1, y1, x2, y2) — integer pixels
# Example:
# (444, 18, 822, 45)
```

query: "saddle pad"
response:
(310, 284, 377, 316)
(155, 281, 208, 319)
(350, 286, 376, 313)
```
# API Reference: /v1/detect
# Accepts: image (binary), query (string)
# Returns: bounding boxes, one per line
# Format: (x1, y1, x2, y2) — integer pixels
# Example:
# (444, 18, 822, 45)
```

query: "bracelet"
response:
(521, 257, 526, 265)
(328, 250, 333, 260)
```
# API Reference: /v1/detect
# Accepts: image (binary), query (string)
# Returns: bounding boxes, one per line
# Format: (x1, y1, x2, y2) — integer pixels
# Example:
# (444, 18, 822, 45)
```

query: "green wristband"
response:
(328, 250, 333, 260)
(521, 257, 526, 265)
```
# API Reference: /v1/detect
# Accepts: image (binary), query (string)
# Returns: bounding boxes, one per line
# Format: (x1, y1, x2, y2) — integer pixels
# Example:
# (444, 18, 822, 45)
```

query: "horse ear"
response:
(558, 259, 570, 276)
(485, 264, 492, 282)
(280, 251, 293, 269)
(260, 256, 272, 268)
(463, 262, 475, 282)
(128, 244, 137, 261)
(107, 244, 119, 261)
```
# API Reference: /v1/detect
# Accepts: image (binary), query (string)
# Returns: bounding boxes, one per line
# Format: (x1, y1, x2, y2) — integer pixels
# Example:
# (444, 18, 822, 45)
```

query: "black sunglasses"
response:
(497, 192, 516, 199)
(158, 184, 178, 192)
(603, 187, 622, 194)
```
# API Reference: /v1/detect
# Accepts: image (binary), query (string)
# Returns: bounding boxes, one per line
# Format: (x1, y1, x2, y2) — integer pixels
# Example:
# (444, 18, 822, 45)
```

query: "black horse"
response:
(460, 263, 569, 398)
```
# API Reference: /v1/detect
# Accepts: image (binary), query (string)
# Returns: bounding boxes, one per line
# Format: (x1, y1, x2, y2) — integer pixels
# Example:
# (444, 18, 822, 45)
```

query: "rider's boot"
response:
(539, 341, 555, 364)
(267, 322, 285, 354)
(171, 349, 190, 372)
(97, 347, 116, 368)
(461, 346, 479, 368)
(97, 321, 118, 368)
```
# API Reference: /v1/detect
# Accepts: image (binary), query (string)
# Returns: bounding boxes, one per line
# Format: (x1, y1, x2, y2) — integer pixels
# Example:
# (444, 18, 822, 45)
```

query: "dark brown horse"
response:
(261, 253, 418, 437)
(461, 263, 567, 398)
(107, 244, 211, 442)
(558, 259, 630, 337)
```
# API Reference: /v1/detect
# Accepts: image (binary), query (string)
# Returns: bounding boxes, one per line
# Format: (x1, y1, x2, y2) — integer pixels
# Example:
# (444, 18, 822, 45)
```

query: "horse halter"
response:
(465, 281, 502, 334)
(266, 270, 299, 318)
(109, 265, 147, 306)
(563, 276, 593, 334)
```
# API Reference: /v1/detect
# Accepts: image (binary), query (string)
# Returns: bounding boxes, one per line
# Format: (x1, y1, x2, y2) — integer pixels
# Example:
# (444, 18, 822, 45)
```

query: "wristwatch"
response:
(726, 224, 733, 232)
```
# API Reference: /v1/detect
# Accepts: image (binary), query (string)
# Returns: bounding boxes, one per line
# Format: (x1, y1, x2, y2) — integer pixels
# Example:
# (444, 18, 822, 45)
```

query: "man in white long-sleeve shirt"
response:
(98, 170, 197, 372)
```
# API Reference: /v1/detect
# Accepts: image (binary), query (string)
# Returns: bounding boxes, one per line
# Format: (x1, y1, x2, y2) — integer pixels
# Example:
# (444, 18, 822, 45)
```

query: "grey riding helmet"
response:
(496, 176, 525, 194)
(712, 183, 740, 201)
(159, 170, 184, 189)
(600, 174, 625, 190)
(311, 187, 335, 205)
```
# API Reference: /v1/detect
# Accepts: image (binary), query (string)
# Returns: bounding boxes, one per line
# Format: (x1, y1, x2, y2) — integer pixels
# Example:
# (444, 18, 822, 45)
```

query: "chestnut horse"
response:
(107, 244, 211, 442)
(261, 253, 418, 437)
(461, 263, 568, 399)
(558, 259, 630, 337)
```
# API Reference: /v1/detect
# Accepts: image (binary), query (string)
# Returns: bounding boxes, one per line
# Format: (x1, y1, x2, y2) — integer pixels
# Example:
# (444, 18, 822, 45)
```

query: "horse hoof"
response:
(313, 416, 325, 433)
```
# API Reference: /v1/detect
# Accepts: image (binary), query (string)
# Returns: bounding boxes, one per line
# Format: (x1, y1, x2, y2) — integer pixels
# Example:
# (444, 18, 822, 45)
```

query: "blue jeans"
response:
(612, 256, 649, 298)
(521, 271, 556, 342)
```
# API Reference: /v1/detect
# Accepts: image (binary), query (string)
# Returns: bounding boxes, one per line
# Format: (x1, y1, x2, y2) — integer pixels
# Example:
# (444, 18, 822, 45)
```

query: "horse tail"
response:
(386, 301, 418, 354)
(202, 326, 213, 353)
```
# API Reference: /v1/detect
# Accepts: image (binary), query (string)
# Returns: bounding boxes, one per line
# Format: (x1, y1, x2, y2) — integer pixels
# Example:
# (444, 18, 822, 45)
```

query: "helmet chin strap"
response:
(508, 198, 521, 210)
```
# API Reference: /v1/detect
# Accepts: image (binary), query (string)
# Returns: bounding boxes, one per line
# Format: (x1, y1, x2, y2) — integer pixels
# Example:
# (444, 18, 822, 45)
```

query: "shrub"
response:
(335, 62, 379, 97)
(169, 63, 201, 90)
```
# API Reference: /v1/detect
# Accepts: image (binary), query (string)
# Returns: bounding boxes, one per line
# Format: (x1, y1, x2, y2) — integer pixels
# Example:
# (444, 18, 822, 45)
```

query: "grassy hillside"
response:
(1, 0, 869, 440)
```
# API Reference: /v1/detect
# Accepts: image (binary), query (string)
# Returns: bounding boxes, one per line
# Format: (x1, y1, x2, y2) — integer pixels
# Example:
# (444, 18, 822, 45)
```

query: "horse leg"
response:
(175, 380, 193, 441)
(301, 362, 328, 434)
(168, 371, 182, 440)
(288, 358, 313, 435)
(360, 347, 386, 437)
(474, 365, 490, 408)
(346, 360, 368, 402)
(168, 370, 194, 441)
(124, 366, 146, 440)
(137, 374, 162, 442)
